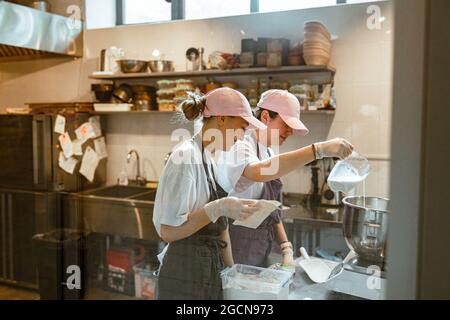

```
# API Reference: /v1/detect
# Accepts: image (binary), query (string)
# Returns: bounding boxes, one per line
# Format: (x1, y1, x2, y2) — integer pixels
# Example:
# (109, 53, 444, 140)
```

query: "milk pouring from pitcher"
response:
(327, 151, 371, 194)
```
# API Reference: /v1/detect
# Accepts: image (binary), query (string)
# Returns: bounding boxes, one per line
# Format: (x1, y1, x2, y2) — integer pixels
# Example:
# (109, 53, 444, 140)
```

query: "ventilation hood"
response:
(0, 1, 83, 61)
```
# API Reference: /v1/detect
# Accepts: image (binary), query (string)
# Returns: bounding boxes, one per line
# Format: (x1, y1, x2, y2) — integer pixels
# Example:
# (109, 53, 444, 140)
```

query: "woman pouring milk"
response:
(153, 88, 267, 300)
(217, 90, 353, 268)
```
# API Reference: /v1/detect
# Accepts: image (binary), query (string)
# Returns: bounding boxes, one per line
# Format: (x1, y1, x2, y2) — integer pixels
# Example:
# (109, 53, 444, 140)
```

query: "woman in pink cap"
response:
(153, 87, 266, 300)
(217, 89, 353, 268)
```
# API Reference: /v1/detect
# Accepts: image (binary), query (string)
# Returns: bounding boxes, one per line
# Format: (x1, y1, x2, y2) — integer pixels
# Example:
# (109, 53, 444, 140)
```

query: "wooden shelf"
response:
(90, 110, 175, 115)
(89, 65, 336, 81)
(302, 110, 335, 115)
(3, 109, 335, 116)
(89, 109, 334, 115)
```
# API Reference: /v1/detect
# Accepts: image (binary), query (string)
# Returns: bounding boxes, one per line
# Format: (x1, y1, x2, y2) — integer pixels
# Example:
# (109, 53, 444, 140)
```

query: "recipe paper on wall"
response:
(89, 116, 102, 138)
(72, 139, 83, 156)
(80, 146, 100, 182)
(58, 152, 78, 174)
(94, 137, 108, 159)
(58, 132, 73, 158)
(75, 122, 96, 144)
(233, 200, 281, 229)
(54, 115, 66, 134)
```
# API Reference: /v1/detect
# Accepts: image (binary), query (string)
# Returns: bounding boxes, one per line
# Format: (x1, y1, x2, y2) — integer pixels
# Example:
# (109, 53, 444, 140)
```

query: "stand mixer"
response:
(342, 196, 389, 277)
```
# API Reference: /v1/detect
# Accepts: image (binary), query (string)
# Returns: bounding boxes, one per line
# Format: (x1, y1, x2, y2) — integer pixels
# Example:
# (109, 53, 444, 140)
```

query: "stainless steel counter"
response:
(289, 257, 386, 300)
(281, 193, 345, 255)
(282, 193, 344, 226)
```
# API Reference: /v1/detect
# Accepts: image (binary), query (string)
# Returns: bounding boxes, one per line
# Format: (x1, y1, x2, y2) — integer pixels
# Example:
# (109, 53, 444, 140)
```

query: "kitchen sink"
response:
(83, 185, 151, 199)
(81, 185, 155, 200)
(63, 185, 161, 241)
(130, 192, 156, 202)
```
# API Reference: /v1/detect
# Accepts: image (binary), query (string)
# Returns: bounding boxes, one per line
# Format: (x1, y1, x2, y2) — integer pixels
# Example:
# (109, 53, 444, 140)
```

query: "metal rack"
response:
(89, 65, 336, 81)
(90, 65, 336, 115)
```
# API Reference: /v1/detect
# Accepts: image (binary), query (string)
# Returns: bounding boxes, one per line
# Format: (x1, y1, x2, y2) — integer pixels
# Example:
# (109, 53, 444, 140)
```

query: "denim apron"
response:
(156, 141, 228, 300)
(229, 143, 283, 267)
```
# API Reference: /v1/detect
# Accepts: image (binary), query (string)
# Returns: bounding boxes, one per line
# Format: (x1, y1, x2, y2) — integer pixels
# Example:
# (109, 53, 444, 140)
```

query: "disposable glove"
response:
(204, 196, 258, 223)
(281, 241, 295, 267)
(313, 138, 354, 160)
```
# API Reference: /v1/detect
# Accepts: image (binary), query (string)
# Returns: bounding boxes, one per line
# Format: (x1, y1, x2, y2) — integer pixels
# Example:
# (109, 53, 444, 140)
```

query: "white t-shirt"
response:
(217, 130, 273, 200)
(153, 134, 218, 236)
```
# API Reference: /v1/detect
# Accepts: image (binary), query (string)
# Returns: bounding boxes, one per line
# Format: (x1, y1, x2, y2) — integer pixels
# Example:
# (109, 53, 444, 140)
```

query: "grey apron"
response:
(229, 143, 283, 267)
(156, 141, 228, 300)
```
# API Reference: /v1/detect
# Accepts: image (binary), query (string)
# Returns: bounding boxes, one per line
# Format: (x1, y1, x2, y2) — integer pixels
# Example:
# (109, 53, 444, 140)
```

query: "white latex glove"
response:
(204, 196, 258, 223)
(313, 138, 354, 160)
(281, 242, 295, 267)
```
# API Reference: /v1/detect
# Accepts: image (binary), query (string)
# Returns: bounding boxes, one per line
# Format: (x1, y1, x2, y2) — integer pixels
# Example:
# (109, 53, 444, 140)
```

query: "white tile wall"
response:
(104, 113, 194, 184)
(0, 1, 393, 197)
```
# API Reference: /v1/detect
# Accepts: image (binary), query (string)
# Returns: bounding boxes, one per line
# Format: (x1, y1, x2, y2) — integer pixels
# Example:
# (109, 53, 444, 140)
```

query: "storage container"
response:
(133, 263, 158, 300)
(221, 264, 292, 300)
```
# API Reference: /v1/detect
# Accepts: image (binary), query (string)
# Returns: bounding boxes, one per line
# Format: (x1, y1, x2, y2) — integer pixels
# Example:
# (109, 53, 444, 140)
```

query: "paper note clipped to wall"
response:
(72, 139, 83, 156)
(89, 116, 102, 138)
(94, 137, 108, 159)
(58, 152, 78, 174)
(75, 122, 95, 143)
(58, 132, 73, 158)
(54, 115, 66, 134)
(79, 146, 100, 182)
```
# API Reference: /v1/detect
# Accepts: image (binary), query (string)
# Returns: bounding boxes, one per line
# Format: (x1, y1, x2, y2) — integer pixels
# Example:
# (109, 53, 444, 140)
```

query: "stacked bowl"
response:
(303, 21, 332, 66)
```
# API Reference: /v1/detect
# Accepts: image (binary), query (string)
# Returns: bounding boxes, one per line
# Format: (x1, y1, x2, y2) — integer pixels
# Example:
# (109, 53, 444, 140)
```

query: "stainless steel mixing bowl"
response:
(148, 60, 174, 73)
(117, 59, 148, 73)
(342, 196, 389, 262)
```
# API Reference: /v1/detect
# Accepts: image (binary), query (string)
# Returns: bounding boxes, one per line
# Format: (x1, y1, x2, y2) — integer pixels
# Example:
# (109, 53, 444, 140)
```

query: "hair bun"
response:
(181, 93, 206, 121)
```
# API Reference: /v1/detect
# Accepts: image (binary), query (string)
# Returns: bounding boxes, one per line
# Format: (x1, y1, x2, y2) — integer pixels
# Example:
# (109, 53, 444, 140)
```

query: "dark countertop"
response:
(281, 193, 344, 228)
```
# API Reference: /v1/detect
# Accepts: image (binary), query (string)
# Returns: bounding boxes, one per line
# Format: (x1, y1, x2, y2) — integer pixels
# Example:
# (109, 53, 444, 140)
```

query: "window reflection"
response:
(123, 0, 171, 25)
(185, 0, 251, 20)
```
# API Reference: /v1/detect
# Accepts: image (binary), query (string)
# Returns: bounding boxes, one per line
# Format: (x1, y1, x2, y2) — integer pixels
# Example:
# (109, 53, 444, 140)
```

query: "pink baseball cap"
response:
(257, 89, 309, 135)
(204, 87, 266, 130)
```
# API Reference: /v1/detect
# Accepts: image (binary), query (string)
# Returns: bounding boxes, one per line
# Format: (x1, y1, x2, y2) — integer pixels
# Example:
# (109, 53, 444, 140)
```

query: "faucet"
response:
(127, 149, 146, 186)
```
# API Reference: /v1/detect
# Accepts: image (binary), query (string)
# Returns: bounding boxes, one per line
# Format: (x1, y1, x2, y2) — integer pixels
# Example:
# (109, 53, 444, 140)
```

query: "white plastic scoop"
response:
(298, 247, 333, 283)
(298, 248, 356, 283)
